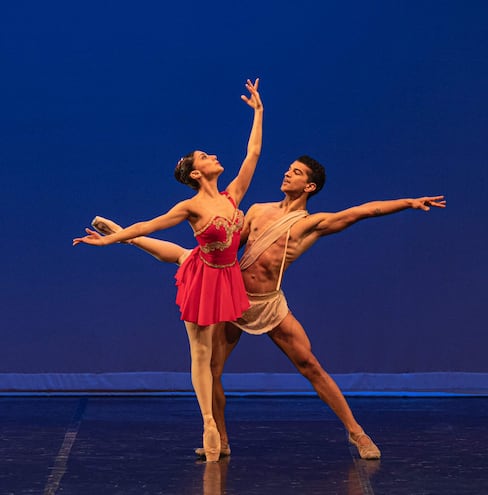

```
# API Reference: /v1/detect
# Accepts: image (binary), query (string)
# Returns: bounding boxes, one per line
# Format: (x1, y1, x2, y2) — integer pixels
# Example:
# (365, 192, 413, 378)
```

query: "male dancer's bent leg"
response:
(212, 324, 243, 451)
(267, 312, 381, 459)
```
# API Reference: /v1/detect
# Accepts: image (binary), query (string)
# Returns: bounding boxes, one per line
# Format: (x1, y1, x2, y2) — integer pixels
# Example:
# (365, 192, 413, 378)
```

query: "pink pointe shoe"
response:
(194, 444, 231, 459)
(91, 216, 122, 236)
(203, 421, 221, 462)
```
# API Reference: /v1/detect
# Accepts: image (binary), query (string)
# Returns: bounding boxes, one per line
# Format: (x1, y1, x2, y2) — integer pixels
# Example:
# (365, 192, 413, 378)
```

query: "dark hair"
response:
(296, 155, 326, 198)
(174, 151, 200, 190)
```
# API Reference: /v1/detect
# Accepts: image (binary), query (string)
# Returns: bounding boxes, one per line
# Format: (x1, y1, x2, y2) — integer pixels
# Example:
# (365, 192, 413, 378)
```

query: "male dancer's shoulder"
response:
(245, 202, 284, 235)
(248, 201, 281, 214)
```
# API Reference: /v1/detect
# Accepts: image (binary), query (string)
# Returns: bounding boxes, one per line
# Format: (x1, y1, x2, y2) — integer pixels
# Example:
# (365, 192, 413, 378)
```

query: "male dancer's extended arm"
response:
(301, 195, 446, 239)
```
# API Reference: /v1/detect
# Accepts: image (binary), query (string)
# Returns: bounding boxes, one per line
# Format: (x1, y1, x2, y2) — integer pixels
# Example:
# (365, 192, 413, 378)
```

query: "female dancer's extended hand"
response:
(241, 78, 263, 111)
(73, 228, 106, 246)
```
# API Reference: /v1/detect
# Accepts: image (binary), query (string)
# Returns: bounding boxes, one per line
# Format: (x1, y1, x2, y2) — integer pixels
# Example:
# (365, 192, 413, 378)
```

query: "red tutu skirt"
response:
(175, 247, 249, 326)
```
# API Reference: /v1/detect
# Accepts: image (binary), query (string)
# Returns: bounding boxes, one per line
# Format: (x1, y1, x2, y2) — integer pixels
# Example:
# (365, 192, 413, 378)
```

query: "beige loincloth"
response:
(232, 290, 289, 335)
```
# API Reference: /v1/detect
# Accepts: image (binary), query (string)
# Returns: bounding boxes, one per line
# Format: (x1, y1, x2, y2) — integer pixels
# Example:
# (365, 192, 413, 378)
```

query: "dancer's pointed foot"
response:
(349, 430, 381, 460)
(91, 216, 122, 236)
(195, 443, 231, 459)
(203, 421, 221, 462)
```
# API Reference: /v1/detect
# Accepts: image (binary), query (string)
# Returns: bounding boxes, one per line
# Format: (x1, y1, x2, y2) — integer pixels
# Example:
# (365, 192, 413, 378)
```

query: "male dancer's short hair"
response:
(296, 155, 326, 198)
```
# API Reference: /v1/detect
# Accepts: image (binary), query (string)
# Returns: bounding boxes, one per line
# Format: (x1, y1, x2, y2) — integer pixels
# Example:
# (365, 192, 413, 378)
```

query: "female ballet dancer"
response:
(73, 78, 263, 461)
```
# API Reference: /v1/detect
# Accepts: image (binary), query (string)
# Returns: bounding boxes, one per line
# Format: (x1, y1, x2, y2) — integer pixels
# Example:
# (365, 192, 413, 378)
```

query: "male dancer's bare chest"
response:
(242, 211, 301, 291)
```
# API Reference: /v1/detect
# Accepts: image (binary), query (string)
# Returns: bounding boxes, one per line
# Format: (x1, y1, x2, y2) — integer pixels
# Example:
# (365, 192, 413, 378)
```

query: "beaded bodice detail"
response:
(194, 193, 244, 268)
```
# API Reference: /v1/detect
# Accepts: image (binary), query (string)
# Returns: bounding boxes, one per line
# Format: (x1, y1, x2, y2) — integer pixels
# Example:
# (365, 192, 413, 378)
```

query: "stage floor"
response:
(0, 396, 486, 494)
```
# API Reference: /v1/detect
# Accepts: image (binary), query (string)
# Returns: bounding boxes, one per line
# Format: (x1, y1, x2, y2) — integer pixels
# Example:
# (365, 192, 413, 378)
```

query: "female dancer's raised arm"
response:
(226, 78, 263, 206)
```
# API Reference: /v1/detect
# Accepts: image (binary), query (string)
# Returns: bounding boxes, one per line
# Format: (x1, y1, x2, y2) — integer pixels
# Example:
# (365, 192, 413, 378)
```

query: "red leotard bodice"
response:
(174, 192, 249, 326)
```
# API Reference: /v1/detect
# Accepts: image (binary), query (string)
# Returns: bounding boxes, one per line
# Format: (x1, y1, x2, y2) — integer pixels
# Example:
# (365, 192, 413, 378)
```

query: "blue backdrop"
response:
(1, 1, 486, 383)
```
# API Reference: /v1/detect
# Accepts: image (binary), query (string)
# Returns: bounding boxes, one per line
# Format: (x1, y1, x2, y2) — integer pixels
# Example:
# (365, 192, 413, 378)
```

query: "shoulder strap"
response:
(220, 191, 236, 208)
(276, 229, 291, 290)
(239, 210, 308, 271)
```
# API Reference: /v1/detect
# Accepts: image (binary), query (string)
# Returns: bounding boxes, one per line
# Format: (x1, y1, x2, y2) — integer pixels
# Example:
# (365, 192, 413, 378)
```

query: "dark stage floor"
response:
(0, 396, 486, 494)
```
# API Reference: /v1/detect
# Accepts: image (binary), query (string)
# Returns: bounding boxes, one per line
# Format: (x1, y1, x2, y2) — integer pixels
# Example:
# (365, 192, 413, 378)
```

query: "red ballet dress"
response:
(175, 191, 250, 326)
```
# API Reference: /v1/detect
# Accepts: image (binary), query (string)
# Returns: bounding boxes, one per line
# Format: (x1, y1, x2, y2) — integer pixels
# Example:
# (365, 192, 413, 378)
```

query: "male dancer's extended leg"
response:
(267, 312, 381, 460)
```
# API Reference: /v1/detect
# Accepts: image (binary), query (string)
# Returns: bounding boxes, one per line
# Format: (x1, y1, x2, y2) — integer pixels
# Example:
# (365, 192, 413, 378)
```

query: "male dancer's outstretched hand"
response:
(410, 196, 446, 211)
